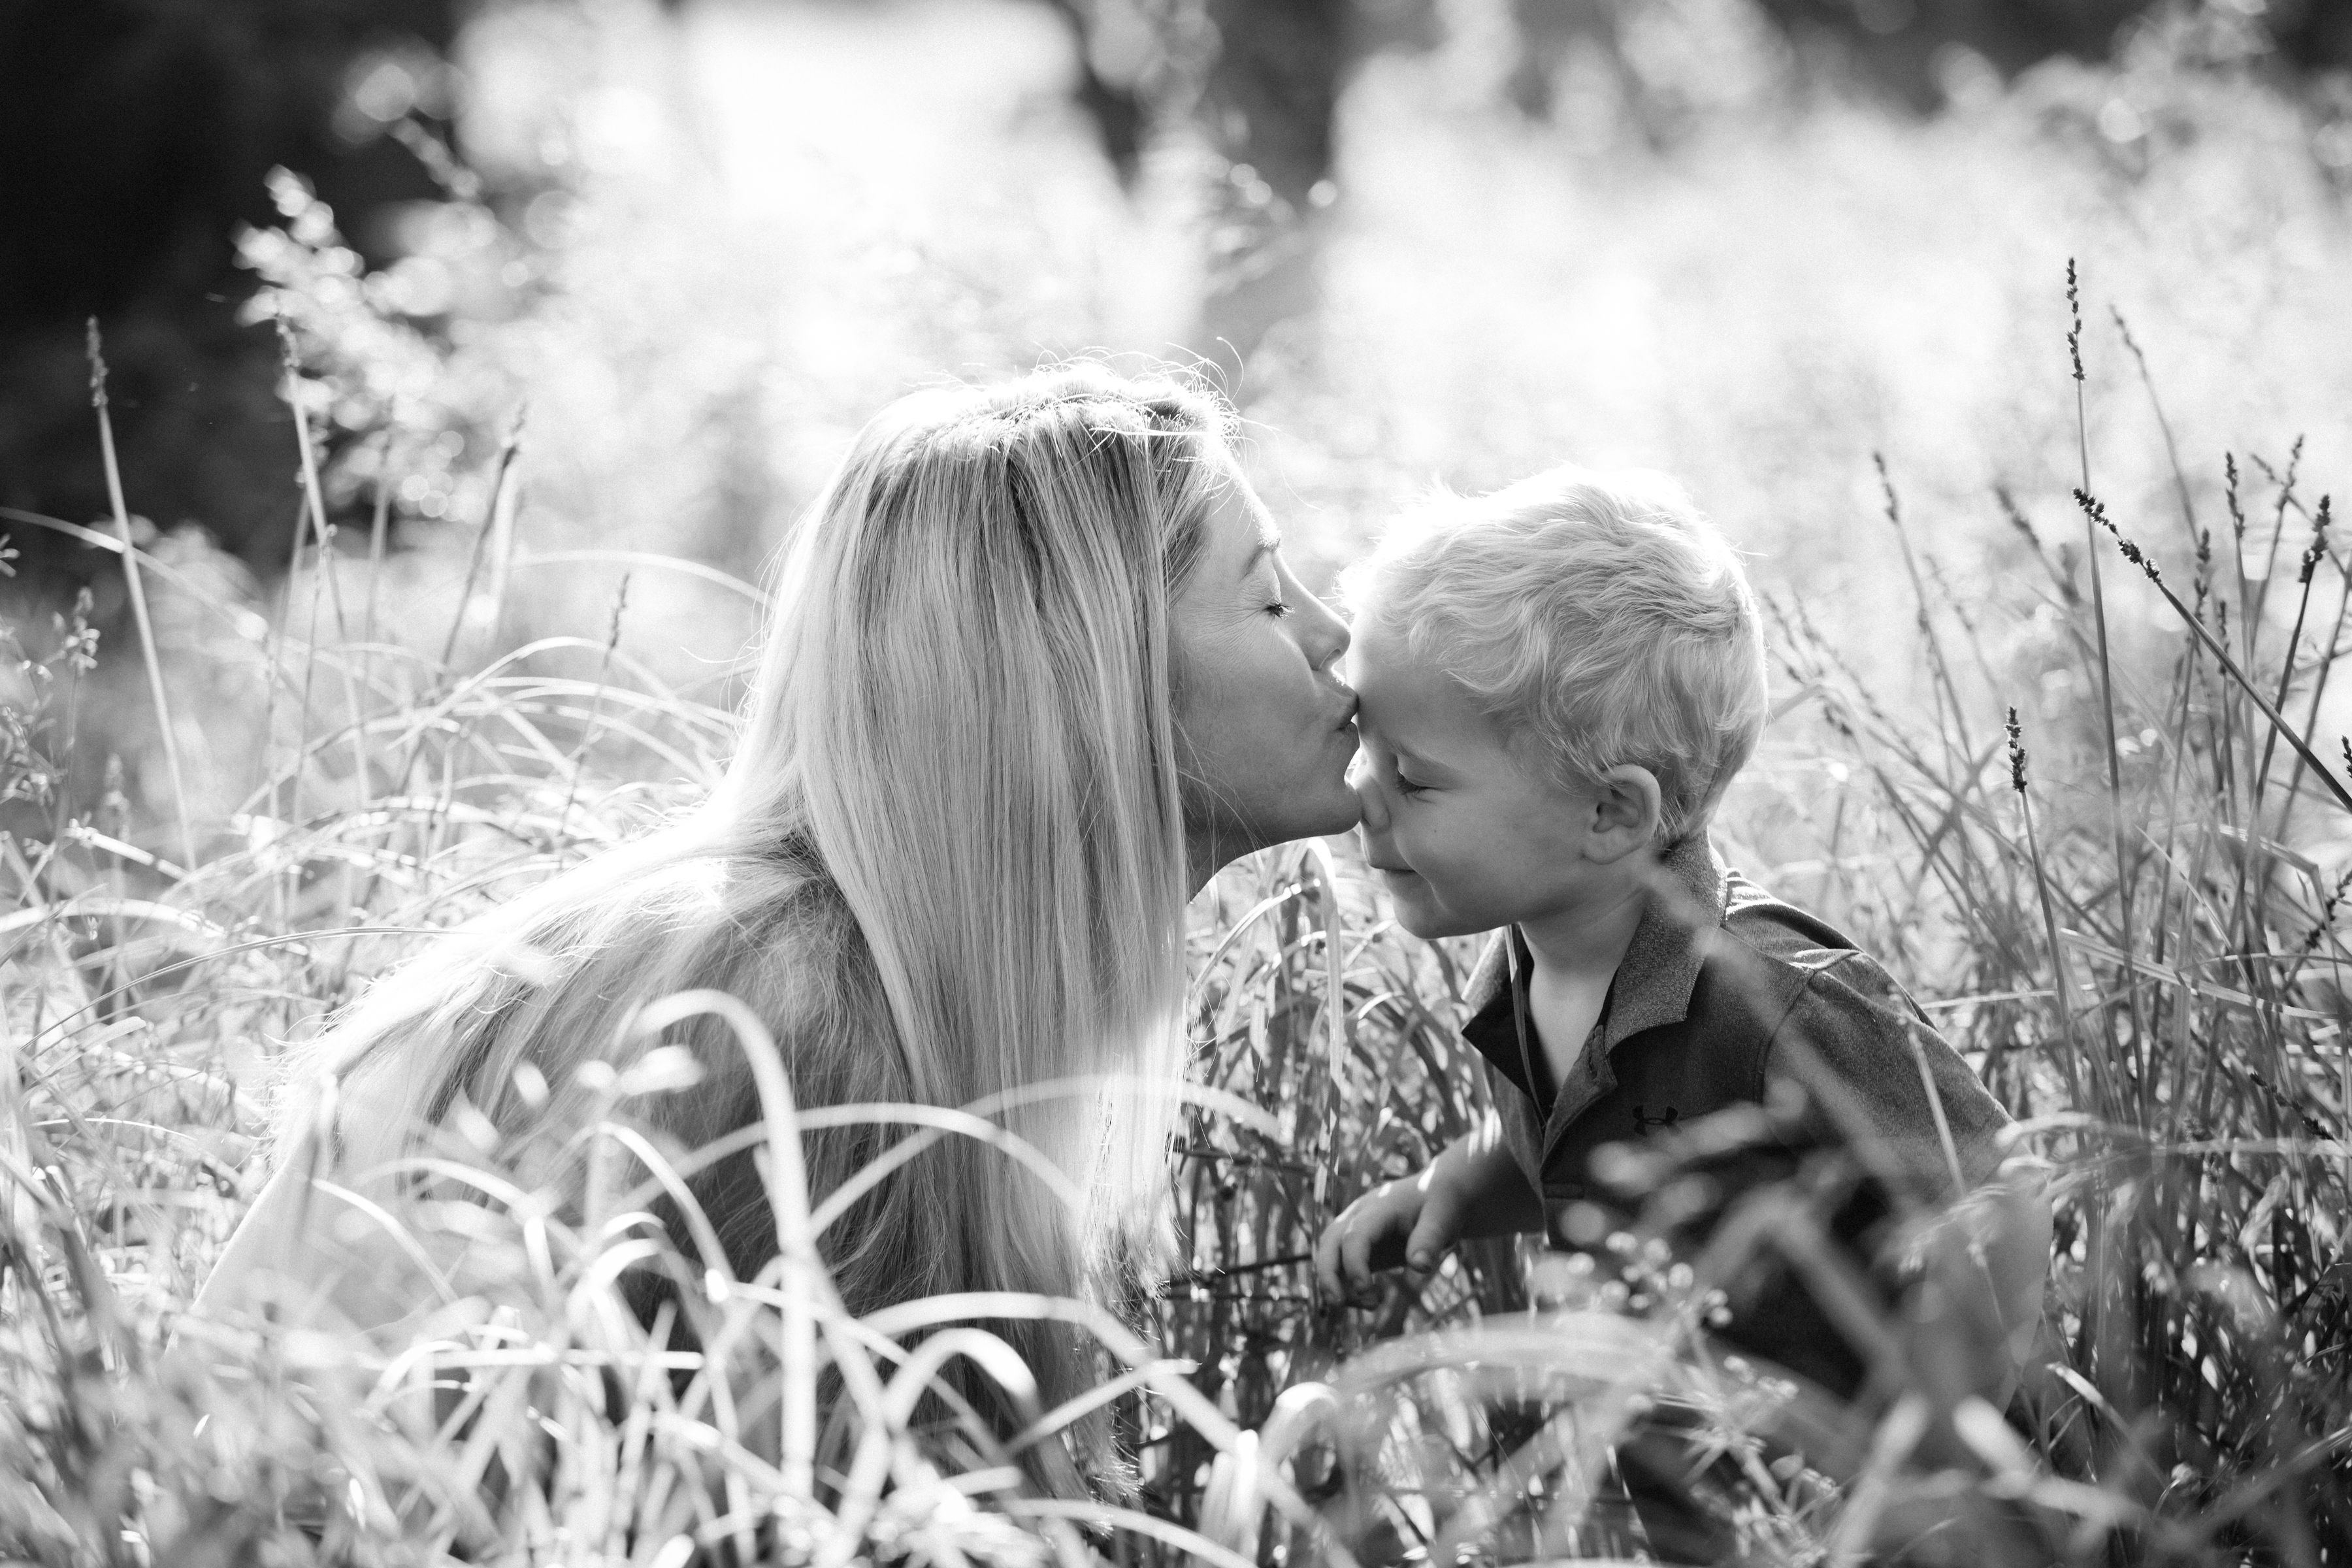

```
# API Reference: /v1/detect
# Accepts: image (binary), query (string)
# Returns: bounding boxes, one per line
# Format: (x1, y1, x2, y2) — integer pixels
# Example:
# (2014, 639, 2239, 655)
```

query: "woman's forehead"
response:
(1203, 478, 1276, 557)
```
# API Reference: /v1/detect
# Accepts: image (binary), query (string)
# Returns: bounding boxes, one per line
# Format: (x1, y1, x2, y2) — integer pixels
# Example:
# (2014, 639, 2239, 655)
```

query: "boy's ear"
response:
(1586, 765, 1664, 860)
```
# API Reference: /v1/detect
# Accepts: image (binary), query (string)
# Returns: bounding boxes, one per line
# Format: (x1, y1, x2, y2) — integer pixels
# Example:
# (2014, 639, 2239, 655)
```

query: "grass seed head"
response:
(85, 316, 108, 407)
(2302, 495, 2334, 584)
(2065, 258, 2085, 384)
(1996, 487, 2040, 551)
(2074, 486, 2162, 587)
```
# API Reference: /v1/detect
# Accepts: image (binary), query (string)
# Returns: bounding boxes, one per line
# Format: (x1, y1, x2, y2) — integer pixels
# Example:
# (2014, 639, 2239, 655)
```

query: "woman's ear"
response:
(1586, 765, 1664, 862)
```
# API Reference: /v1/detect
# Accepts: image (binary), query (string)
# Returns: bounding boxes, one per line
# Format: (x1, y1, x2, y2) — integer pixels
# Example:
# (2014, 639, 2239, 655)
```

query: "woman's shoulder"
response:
(671, 833, 871, 972)
(625, 831, 893, 1041)
(538, 825, 854, 952)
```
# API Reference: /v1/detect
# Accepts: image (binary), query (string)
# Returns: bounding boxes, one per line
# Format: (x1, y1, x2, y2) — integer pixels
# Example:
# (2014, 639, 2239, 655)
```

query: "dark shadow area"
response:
(0, 0, 460, 594)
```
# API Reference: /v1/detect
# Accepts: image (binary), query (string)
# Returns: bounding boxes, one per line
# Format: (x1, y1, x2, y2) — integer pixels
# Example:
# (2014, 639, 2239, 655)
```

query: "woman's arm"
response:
(191, 1102, 478, 1336)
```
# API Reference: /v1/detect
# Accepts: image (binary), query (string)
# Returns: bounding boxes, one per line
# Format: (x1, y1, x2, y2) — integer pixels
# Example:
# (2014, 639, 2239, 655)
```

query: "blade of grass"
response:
(440, 410, 527, 672)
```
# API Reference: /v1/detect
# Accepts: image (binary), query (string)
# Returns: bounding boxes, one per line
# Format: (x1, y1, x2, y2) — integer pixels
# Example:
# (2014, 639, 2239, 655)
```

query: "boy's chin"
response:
(1380, 876, 1482, 941)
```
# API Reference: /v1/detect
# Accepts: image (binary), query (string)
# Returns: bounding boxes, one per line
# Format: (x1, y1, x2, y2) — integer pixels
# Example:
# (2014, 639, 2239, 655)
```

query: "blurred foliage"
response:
(0, 0, 465, 588)
(7, 0, 2351, 604)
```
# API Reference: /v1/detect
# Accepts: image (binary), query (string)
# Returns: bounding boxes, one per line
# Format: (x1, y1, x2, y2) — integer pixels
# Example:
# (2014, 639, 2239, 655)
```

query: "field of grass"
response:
(6, 1, 2352, 1562)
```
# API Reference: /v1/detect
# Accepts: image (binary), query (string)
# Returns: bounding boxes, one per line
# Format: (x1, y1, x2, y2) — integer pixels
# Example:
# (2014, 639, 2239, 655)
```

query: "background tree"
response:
(0, 0, 459, 591)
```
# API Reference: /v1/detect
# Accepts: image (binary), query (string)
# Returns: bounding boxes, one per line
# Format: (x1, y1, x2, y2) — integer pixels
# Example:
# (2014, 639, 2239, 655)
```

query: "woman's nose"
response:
(1301, 588, 1351, 672)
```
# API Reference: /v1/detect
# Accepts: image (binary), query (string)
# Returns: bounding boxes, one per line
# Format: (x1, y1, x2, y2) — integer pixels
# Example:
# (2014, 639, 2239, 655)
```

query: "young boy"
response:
(1312, 467, 2049, 1531)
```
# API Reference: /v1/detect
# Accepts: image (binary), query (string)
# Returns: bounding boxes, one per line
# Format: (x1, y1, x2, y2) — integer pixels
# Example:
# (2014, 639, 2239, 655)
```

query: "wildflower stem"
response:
(86, 319, 197, 870)
(2257, 497, 2334, 832)
(2008, 710, 2086, 1105)
(279, 321, 374, 814)
(555, 574, 631, 843)
(363, 426, 393, 682)
(1877, 453, 1972, 763)
(2110, 305, 2201, 553)
(2068, 262, 2142, 1056)
(2278, 541, 2352, 843)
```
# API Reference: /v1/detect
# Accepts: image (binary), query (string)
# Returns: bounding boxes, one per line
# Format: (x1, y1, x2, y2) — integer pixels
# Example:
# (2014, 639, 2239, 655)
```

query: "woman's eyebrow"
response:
(1239, 532, 1281, 579)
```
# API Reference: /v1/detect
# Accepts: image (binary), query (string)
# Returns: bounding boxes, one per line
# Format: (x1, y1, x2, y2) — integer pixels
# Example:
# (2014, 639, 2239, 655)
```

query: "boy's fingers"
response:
(1313, 1222, 1347, 1301)
(1402, 1192, 1460, 1276)
(1339, 1216, 1378, 1294)
(1392, 1189, 1448, 1279)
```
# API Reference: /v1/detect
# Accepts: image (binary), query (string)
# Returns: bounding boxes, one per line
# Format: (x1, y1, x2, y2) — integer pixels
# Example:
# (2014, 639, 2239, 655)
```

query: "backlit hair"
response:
(1341, 465, 1767, 843)
(295, 363, 1233, 1493)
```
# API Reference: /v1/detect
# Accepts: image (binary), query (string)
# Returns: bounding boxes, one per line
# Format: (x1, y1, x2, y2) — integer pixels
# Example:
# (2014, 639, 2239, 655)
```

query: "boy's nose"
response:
(1348, 761, 1392, 838)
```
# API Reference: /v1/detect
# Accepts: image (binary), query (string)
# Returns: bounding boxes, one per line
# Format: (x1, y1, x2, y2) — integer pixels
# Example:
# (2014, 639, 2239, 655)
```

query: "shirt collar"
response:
(1460, 832, 1731, 1080)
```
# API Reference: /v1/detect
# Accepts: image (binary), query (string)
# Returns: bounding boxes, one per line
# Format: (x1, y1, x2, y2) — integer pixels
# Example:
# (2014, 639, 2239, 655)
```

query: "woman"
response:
(196, 365, 1362, 1492)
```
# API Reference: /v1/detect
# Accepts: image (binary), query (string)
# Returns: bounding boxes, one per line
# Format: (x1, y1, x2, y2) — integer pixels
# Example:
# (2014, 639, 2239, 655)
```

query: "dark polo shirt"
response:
(1461, 832, 2012, 1397)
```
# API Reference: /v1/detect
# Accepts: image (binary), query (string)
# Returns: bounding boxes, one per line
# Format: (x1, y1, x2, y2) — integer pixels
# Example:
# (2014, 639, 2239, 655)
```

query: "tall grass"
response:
(1756, 335, 2352, 1556)
(5, 165, 2351, 1568)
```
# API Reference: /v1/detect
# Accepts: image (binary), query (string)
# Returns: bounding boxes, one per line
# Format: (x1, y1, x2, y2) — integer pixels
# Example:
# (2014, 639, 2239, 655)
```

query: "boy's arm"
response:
(1903, 1160, 2054, 1408)
(1315, 1113, 1543, 1298)
(1759, 949, 2052, 1399)
(1442, 1111, 1548, 1241)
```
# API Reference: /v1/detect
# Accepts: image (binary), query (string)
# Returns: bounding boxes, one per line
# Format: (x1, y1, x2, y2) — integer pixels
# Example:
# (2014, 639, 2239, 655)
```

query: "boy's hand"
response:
(1315, 1165, 1467, 1303)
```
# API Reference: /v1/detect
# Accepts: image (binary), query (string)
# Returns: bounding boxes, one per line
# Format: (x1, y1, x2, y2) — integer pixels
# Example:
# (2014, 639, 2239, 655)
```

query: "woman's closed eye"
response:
(1258, 563, 1292, 619)
(1392, 771, 1429, 799)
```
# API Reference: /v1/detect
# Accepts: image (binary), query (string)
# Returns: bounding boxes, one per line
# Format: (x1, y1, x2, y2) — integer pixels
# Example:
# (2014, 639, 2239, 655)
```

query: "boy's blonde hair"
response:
(1341, 465, 1769, 843)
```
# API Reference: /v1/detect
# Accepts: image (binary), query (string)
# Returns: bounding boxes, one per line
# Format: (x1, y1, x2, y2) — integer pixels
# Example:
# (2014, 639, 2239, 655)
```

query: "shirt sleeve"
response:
(1761, 947, 2014, 1200)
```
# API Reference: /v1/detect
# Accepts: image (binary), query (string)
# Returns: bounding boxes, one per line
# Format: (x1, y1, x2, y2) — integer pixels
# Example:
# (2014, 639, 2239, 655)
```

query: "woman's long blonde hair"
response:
(301, 363, 1232, 1484)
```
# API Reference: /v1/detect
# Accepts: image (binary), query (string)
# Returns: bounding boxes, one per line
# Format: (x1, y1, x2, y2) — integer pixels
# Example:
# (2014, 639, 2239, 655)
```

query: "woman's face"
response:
(1170, 472, 1362, 892)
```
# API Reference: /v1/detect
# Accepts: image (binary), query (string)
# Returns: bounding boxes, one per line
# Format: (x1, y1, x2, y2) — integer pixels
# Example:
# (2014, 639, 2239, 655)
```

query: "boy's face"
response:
(1345, 614, 1612, 939)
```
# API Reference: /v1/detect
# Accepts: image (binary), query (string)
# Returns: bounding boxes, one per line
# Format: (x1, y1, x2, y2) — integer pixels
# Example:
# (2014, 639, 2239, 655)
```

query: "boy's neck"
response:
(1516, 862, 1653, 987)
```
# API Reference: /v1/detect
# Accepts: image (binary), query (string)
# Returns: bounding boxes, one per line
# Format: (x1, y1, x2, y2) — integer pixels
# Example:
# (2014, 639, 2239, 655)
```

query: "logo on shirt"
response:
(1632, 1103, 1681, 1134)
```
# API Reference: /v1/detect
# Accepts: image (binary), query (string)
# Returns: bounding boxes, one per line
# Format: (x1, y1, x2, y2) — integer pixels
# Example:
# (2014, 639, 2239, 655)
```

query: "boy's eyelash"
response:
(1267, 599, 1294, 618)
(1394, 776, 1428, 797)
